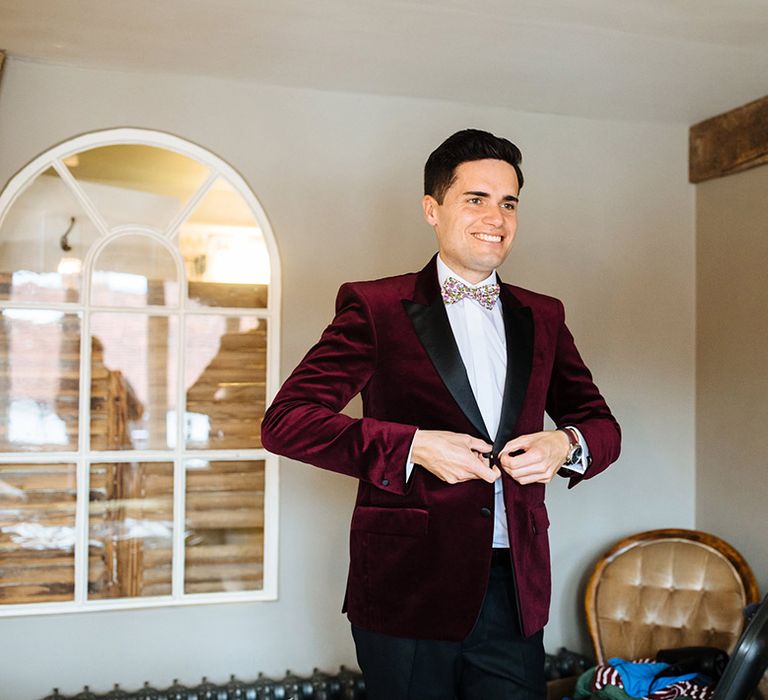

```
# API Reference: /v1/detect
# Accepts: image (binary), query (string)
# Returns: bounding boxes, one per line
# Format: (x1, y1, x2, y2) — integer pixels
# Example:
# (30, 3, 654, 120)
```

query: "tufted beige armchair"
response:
(585, 529, 761, 664)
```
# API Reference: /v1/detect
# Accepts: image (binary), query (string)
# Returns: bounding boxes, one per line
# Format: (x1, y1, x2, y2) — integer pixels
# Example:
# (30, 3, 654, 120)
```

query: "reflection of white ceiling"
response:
(1, 0, 767, 123)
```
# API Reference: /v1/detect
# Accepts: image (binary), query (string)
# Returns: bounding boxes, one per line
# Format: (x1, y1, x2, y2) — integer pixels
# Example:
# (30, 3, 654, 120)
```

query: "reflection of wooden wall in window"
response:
(90, 337, 145, 450)
(0, 306, 79, 604)
(0, 305, 80, 451)
(88, 462, 173, 599)
(186, 324, 267, 449)
(187, 281, 268, 309)
(1, 275, 269, 603)
(0, 463, 77, 604)
(185, 461, 265, 593)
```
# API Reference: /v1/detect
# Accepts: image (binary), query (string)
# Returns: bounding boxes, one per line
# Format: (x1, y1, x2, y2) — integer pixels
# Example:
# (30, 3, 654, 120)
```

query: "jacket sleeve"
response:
(544, 300, 621, 487)
(261, 283, 418, 495)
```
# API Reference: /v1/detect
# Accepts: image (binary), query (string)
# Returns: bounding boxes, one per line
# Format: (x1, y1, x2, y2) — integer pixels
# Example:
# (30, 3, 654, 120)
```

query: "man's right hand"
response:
(410, 430, 500, 484)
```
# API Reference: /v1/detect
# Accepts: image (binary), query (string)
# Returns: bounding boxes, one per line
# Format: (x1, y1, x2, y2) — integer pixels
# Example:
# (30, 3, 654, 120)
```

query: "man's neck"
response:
(437, 255, 496, 288)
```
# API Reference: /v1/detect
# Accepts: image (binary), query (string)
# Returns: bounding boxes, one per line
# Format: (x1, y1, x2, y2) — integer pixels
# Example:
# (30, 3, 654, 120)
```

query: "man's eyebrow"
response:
(463, 190, 519, 203)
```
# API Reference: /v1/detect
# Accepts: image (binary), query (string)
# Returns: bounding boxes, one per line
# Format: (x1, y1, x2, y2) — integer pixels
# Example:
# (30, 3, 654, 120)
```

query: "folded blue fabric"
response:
(608, 658, 700, 697)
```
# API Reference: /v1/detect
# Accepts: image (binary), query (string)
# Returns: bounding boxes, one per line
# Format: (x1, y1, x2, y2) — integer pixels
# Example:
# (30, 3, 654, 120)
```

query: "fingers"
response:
(462, 455, 501, 484)
(443, 448, 499, 485)
(467, 436, 493, 454)
(500, 434, 530, 453)
(411, 430, 498, 485)
(505, 464, 555, 485)
(498, 430, 568, 485)
(500, 448, 539, 469)
(412, 429, 569, 486)
(502, 461, 556, 485)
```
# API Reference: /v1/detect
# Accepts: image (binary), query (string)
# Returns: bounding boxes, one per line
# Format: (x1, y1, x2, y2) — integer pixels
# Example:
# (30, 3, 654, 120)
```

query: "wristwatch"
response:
(558, 427, 583, 467)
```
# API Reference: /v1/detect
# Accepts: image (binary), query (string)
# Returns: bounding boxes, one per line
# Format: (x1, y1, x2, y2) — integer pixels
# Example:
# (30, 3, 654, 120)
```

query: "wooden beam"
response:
(690, 94, 768, 183)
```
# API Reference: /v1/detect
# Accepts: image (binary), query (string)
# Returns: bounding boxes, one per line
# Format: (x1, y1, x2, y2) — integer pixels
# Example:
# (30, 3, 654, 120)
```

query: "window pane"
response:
(90, 313, 178, 451)
(0, 310, 80, 452)
(91, 234, 179, 308)
(185, 459, 264, 593)
(88, 461, 173, 599)
(178, 178, 269, 308)
(0, 133, 278, 613)
(0, 168, 100, 303)
(185, 316, 266, 449)
(65, 145, 211, 233)
(0, 462, 77, 604)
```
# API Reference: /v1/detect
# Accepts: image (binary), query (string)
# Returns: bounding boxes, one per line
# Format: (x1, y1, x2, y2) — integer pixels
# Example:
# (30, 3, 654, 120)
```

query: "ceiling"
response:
(1, 0, 767, 123)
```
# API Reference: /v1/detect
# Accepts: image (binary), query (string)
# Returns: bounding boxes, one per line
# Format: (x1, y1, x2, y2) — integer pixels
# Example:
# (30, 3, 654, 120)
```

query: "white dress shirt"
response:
(407, 255, 589, 547)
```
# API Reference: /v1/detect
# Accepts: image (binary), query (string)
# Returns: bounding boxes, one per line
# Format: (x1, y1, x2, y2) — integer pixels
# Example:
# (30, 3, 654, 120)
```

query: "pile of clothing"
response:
(573, 656, 721, 700)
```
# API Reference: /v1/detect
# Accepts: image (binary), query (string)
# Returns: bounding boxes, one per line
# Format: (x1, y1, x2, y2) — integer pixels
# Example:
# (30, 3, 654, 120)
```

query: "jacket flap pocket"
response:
(351, 506, 429, 537)
(529, 504, 550, 535)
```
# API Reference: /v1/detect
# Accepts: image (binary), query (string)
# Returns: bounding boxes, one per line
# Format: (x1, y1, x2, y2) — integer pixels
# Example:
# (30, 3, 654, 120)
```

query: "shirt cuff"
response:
(565, 425, 589, 474)
(405, 433, 417, 482)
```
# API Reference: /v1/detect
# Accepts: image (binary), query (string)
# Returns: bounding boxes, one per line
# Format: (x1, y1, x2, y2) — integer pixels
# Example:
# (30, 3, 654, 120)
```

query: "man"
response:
(261, 129, 621, 699)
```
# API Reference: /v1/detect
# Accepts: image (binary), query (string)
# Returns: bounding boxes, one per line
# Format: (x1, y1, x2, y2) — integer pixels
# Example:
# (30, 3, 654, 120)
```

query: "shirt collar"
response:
(436, 254, 497, 289)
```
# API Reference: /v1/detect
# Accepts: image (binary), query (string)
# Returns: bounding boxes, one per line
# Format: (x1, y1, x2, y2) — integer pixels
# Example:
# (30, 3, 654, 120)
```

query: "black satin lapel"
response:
(494, 299, 533, 452)
(402, 298, 491, 442)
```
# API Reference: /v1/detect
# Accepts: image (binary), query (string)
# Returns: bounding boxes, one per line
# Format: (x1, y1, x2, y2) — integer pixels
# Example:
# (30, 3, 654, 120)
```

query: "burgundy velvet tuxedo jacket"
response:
(261, 255, 621, 640)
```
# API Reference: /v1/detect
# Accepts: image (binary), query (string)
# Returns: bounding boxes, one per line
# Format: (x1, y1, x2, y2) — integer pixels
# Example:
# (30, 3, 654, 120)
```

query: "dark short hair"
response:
(424, 129, 524, 203)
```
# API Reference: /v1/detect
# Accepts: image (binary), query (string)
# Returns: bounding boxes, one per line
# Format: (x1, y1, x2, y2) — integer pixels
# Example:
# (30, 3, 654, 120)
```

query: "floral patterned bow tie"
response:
(441, 276, 500, 310)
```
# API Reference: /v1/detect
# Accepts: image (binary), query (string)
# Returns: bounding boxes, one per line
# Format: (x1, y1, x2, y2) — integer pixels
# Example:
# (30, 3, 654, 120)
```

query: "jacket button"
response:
(480, 507, 492, 518)
(381, 478, 390, 487)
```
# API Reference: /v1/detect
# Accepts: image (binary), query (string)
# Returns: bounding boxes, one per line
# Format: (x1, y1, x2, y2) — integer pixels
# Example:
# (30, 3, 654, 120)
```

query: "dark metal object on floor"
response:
(40, 648, 592, 700)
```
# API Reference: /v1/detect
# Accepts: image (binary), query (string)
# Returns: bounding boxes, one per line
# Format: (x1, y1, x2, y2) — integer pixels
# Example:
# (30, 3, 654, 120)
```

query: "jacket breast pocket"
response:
(351, 506, 429, 537)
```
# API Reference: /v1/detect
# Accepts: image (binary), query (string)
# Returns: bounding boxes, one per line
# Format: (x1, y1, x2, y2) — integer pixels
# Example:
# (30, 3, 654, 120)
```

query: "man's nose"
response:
(482, 208, 503, 227)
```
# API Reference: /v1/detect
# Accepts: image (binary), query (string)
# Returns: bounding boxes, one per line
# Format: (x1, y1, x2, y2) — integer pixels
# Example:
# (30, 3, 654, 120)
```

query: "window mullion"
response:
(172, 463, 187, 599)
(74, 304, 92, 605)
(172, 306, 187, 598)
(164, 170, 220, 240)
(51, 159, 111, 238)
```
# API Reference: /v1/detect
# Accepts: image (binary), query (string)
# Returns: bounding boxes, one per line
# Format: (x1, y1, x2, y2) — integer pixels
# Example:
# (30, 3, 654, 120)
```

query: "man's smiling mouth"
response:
(471, 232, 503, 243)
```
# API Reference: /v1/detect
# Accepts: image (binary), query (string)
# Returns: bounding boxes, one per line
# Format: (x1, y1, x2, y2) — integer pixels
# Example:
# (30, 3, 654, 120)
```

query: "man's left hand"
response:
(498, 430, 570, 485)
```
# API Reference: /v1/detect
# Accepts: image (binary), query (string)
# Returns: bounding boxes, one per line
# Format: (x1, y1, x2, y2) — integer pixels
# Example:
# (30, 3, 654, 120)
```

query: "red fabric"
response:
(261, 256, 621, 640)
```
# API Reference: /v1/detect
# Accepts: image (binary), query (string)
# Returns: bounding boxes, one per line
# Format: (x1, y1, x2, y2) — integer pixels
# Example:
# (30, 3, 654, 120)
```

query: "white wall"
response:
(696, 165, 768, 594)
(0, 57, 695, 699)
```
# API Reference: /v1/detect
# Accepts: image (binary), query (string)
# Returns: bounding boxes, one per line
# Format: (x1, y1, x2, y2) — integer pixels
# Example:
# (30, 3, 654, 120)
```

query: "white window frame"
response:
(0, 128, 281, 616)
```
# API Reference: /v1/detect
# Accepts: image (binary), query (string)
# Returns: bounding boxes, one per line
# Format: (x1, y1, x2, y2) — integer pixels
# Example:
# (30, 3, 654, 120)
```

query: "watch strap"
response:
(558, 427, 582, 466)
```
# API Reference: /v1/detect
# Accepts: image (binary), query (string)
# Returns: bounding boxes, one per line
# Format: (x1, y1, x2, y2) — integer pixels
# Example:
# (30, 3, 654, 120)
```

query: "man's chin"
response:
(471, 253, 510, 273)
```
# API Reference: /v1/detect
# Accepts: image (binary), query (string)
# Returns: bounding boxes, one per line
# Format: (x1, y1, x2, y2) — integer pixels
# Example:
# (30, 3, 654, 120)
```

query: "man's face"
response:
(423, 158, 519, 284)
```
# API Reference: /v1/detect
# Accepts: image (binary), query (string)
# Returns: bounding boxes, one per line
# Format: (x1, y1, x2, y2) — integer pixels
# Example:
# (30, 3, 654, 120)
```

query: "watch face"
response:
(567, 445, 583, 465)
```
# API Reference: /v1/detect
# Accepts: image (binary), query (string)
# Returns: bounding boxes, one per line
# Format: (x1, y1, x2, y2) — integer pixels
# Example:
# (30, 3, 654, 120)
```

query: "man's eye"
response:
(467, 197, 482, 205)
(502, 202, 516, 211)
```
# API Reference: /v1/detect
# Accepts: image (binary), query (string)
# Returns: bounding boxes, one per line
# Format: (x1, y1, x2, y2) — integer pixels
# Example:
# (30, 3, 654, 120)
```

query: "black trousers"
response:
(351, 551, 546, 700)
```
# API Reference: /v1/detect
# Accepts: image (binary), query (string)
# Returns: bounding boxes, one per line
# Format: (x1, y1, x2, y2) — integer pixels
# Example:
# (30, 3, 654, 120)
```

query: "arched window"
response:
(0, 129, 279, 614)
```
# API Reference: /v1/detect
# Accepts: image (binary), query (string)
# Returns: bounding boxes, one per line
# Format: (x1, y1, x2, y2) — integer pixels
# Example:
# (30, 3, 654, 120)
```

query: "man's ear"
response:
(422, 195, 439, 226)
